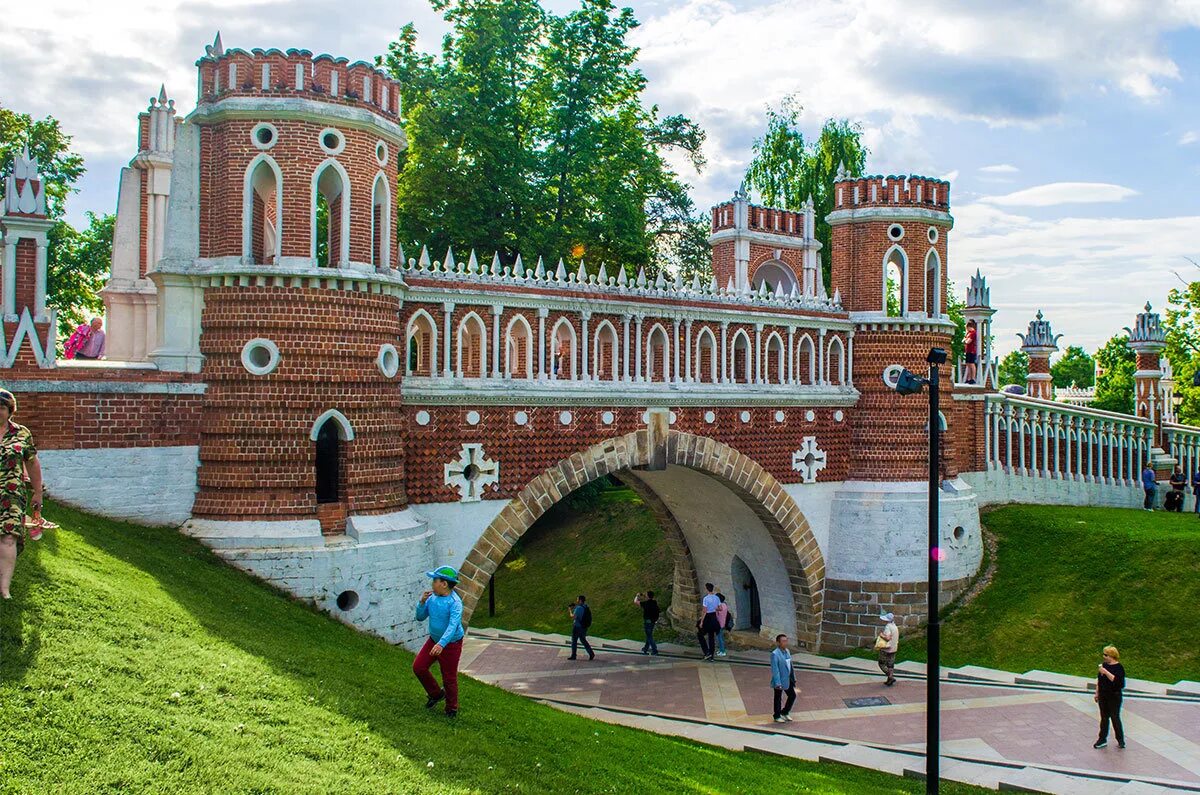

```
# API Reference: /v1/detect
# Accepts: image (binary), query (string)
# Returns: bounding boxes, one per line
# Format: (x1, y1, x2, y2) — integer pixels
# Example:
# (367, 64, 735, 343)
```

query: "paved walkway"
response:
(462, 630, 1200, 793)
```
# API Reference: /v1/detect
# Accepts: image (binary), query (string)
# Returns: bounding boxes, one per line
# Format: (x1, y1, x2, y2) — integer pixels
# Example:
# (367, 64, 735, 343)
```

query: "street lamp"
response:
(889, 346, 948, 795)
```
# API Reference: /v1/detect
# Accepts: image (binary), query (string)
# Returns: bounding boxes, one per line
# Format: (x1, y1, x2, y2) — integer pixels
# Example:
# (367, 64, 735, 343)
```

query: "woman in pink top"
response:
(715, 593, 730, 657)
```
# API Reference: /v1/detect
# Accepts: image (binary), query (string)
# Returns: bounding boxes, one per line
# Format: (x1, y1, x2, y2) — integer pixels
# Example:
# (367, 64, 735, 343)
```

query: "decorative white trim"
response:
(318, 127, 347, 155)
(242, 154, 283, 263)
(826, 205, 954, 228)
(774, 410, 785, 422)
(456, 310, 488, 379)
(415, 410, 431, 426)
(465, 410, 481, 425)
(310, 408, 354, 441)
(370, 172, 391, 269)
(592, 319, 620, 382)
(600, 410, 614, 424)
(924, 248, 941, 317)
(805, 410, 816, 421)
(550, 317, 578, 380)
(374, 140, 389, 166)
(927, 226, 939, 244)
(240, 337, 280, 375)
(559, 410, 573, 425)
(514, 410, 529, 426)
(310, 157, 352, 266)
(791, 436, 827, 483)
(504, 313, 534, 379)
(887, 223, 905, 242)
(250, 122, 279, 150)
(827, 336, 846, 385)
(443, 443, 498, 503)
(704, 410, 716, 423)
(739, 410, 751, 423)
(377, 343, 400, 378)
(405, 309, 438, 375)
(883, 243, 908, 316)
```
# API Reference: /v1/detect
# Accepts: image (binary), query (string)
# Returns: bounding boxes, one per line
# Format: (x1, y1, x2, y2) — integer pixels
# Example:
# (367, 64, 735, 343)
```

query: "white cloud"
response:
(980, 164, 1019, 173)
(1180, 131, 1200, 145)
(979, 182, 1138, 207)
(950, 202, 1199, 356)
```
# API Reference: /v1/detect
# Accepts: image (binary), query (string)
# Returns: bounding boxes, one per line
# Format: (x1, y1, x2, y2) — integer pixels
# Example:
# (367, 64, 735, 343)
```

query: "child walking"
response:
(413, 566, 466, 718)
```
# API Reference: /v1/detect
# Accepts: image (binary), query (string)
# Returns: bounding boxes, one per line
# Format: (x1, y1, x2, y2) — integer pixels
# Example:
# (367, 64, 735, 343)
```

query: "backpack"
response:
(581, 604, 593, 629)
(724, 610, 734, 630)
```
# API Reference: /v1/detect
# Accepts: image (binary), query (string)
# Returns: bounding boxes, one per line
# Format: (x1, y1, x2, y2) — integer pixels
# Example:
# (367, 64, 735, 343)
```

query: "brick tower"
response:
(821, 171, 981, 650)
(0, 146, 55, 369)
(153, 35, 410, 538)
(708, 184, 823, 296)
(1125, 302, 1177, 480)
(1017, 310, 1061, 400)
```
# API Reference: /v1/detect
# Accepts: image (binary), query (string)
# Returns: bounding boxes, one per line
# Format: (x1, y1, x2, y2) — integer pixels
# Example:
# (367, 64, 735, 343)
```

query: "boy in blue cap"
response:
(413, 566, 466, 717)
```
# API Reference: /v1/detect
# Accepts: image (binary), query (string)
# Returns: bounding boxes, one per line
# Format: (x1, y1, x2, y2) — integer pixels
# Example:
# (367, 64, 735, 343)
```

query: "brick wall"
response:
(821, 574, 972, 652)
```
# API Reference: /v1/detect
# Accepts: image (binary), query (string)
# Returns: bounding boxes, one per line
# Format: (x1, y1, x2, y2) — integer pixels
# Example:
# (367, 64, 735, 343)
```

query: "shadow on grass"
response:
(0, 527, 54, 681)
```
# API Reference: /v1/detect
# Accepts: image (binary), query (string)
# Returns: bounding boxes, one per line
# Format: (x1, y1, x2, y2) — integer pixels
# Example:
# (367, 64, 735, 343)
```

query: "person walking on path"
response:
(696, 583, 721, 661)
(714, 593, 730, 657)
(0, 390, 43, 600)
(771, 634, 797, 723)
(875, 612, 899, 686)
(1094, 645, 1127, 749)
(1142, 462, 1157, 511)
(1168, 466, 1187, 512)
(412, 566, 466, 718)
(568, 594, 595, 660)
(635, 591, 659, 655)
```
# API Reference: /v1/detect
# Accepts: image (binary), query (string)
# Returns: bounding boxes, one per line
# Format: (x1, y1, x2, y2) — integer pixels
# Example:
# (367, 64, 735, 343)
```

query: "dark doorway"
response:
(731, 555, 761, 631)
(315, 418, 340, 503)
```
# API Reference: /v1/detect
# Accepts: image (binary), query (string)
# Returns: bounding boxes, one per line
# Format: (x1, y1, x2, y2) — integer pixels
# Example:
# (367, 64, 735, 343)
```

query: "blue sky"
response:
(4, 0, 1200, 358)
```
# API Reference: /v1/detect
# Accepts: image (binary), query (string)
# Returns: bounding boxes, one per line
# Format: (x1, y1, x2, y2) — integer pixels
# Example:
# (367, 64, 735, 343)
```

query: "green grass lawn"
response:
(876, 505, 1200, 684)
(472, 482, 676, 642)
(0, 501, 990, 794)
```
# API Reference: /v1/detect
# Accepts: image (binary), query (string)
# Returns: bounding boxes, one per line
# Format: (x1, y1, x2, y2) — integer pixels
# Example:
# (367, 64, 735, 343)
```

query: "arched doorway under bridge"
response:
(455, 430, 826, 651)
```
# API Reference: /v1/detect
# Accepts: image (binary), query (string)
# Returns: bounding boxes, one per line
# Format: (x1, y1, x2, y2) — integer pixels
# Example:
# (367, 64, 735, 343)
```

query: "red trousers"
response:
(412, 637, 463, 711)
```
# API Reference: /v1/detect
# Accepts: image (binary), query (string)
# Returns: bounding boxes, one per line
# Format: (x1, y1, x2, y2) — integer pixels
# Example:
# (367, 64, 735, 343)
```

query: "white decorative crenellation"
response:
(4, 146, 47, 217)
(1125, 302, 1167, 348)
(791, 436, 828, 483)
(965, 268, 990, 309)
(399, 247, 842, 313)
(1016, 310, 1062, 351)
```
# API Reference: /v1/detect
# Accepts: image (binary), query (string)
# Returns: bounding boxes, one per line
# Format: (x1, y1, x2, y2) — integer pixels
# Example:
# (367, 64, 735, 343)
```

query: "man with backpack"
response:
(635, 591, 660, 655)
(568, 594, 595, 660)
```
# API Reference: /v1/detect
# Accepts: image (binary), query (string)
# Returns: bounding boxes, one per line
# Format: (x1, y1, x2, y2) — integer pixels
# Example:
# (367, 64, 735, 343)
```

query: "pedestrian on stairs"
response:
(568, 594, 595, 660)
(696, 583, 721, 661)
(635, 591, 659, 655)
(771, 634, 797, 723)
(413, 566, 466, 718)
(1094, 646, 1126, 749)
(875, 612, 899, 686)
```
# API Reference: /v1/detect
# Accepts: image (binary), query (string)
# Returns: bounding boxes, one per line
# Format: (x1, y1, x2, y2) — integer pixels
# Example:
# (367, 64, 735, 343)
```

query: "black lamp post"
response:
(892, 346, 948, 795)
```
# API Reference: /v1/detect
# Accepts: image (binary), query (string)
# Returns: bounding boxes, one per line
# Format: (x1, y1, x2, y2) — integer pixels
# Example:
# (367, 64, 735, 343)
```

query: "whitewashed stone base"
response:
(40, 445, 198, 526)
(963, 470, 1146, 509)
(192, 508, 437, 648)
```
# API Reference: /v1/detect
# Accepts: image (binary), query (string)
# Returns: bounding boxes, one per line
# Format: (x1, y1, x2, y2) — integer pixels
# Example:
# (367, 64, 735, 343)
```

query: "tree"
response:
(744, 97, 868, 287)
(0, 103, 85, 219)
(1050, 345, 1095, 389)
(381, 0, 705, 277)
(1164, 273, 1200, 426)
(1092, 334, 1135, 415)
(945, 280, 966, 363)
(998, 350, 1029, 388)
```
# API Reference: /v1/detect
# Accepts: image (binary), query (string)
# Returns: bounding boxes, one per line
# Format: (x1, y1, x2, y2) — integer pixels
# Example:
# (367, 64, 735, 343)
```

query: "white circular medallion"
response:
(887, 223, 904, 242)
(834, 410, 845, 422)
(376, 343, 400, 378)
(640, 411, 649, 424)
(514, 410, 529, 426)
(375, 140, 389, 166)
(669, 411, 677, 425)
(415, 410, 431, 426)
(882, 364, 906, 389)
(318, 127, 346, 155)
(240, 338, 280, 376)
(466, 410, 481, 426)
(805, 410, 816, 422)
(774, 410, 785, 423)
(250, 122, 278, 150)
(704, 411, 716, 424)
(927, 226, 939, 244)
(600, 410, 614, 425)
(559, 410, 573, 426)
(739, 410, 751, 423)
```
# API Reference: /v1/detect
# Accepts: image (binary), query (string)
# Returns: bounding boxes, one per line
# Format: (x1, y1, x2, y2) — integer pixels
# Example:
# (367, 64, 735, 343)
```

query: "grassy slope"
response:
(472, 485, 675, 642)
(0, 501, 987, 795)
(880, 505, 1200, 683)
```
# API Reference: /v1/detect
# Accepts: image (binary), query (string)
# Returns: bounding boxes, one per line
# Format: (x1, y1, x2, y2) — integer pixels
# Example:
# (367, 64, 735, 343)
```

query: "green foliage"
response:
(0, 103, 85, 219)
(884, 273, 900, 317)
(4, 501, 986, 793)
(997, 349, 1029, 387)
(1050, 345, 1095, 389)
(744, 97, 868, 287)
(382, 0, 706, 278)
(47, 213, 112, 339)
(945, 280, 966, 362)
(1164, 274, 1200, 425)
(1093, 334, 1135, 414)
(864, 505, 1200, 684)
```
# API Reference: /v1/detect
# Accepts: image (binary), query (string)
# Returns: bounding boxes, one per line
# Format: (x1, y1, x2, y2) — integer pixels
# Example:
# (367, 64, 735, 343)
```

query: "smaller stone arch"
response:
(924, 248, 941, 317)
(370, 172, 391, 269)
(730, 328, 753, 384)
(311, 158, 352, 266)
(405, 309, 438, 376)
(456, 311, 488, 378)
(694, 326, 718, 383)
(750, 259, 798, 295)
(309, 408, 355, 441)
(592, 319, 620, 381)
(883, 244, 908, 316)
(764, 331, 785, 384)
(504, 314, 534, 379)
(242, 154, 283, 264)
(827, 336, 846, 385)
(551, 317, 577, 380)
(645, 322, 671, 382)
(796, 333, 816, 385)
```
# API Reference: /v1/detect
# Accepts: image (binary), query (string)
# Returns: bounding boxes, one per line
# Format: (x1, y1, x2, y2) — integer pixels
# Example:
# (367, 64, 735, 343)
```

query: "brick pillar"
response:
(1017, 310, 1060, 400)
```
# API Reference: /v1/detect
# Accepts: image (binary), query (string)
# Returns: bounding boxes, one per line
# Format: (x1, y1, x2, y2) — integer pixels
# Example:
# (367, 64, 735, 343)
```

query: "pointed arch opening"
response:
(243, 154, 283, 265)
(504, 314, 534, 379)
(457, 311, 487, 378)
(731, 329, 752, 384)
(884, 245, 907, 317)
(311, 159, 351, 267)
(751, 260, 797, 295)
(925, 249, 941, 317)
(371, 172, 390, 270)
(797, 334, 816, 386)
(405, 309, 438, 376)
(827, 336, 846, 386)
(310, 409, 353, 506)
(695, 326, 717, 384)
(765, 332, 785, 385)
(551, 318, 577, 380)
(592, 320, 619, 382)
(646, 323, 671, 383)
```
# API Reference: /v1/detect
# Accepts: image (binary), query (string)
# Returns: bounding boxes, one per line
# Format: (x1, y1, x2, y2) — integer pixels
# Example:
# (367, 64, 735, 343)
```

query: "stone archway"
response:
(455, 429, 826, 650)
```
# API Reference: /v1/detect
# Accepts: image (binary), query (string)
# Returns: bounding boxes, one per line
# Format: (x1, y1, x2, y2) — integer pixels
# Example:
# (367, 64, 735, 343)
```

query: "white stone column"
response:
(491, 304, 503, 379)
(684, 320, 693, 383)
(1004, 404, 1014, 471)
(1078, 419, 1089, 480)
(818, 328, 828, 385)
(442, 301, 454, 378)
(672, 318, 682, 383)
(847, 330, 856, 387)
(787, 328, 795, 385)
(1029, 409, 1039, 476)
(621, 314, 631, 382)
(634, 314, 645, 382)
(754, 323, 763, 385)
(984, 401, 993, 470)
(720, 322, 729, 384)
(581, 311, 591, 381)
(34, 241, 48, 318)
(1064, 415, 1074, 479)
(1042, 412, 1052, 476)
(1017, 406, 1028, 474)
(537, 307, 548, 381)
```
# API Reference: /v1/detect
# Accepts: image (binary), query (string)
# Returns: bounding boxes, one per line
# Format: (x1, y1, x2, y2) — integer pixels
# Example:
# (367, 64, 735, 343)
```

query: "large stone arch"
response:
(456, 429, 826, 650)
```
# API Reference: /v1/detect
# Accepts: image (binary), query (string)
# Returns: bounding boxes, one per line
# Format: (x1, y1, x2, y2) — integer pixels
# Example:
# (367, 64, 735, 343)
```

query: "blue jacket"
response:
(1142, 468, 1157, 490)
(416, 591, 465, 647)
(770, 647, 793, 689)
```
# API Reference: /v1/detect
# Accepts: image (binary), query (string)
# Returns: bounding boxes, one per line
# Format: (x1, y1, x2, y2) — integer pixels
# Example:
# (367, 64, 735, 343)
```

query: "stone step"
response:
(948, 665, 1019, 684)
(895, 660, 927, 675)
(1014, 670, 1091, 690)
(818, 744, 914, 775)
(742, 733, 830, 761)
(903, 758, 1017, 789)
(997, 767, 1125, 794)
(1111, 782, 1184, 794)
(1166, 680, 1200, 698)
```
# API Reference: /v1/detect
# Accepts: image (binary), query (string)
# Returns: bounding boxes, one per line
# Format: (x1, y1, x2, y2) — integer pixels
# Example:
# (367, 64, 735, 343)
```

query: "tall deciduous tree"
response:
(1093, 334, 1136, 415)
(1163, 267, 1200, 426)
(381, 0, 705, 276)
(1050, 345, 1095, 389)
(998, 350, 1029, 388)
(744, 97, 868, 287)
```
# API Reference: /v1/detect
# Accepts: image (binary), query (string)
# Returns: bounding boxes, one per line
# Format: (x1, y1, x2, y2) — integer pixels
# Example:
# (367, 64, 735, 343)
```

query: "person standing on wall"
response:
(771, 633, 797, 723)
(1094, 645, 1126, 749)
(963, 320, 978, 384)
(875, 612, 899, 686)
(0, 390, 42, 600)
(696, 583, 721, 661)
(714, 592, 730, 657)
(1141, 462, 1157, 511)
(413, 566, 466, 718)
(635, 591, 659, 655)
(568, 594, 595, 660)
(65, 317, 106, 360)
